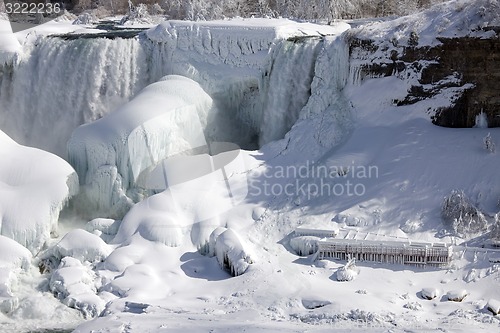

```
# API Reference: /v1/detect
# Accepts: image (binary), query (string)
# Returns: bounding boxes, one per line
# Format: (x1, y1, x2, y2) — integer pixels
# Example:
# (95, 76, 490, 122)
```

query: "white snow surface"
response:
(0, 130, 78, 253)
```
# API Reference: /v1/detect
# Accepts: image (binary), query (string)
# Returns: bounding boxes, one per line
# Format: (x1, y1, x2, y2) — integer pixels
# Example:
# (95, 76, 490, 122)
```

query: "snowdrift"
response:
(0, 130, 78, 253)
(68, 75, 217, 218)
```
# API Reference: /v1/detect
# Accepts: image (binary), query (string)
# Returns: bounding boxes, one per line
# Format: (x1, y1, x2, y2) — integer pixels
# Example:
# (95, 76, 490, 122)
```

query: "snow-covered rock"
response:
(486, 299, 500, 315)
(215, 229, 253, 277)
(68, 75, 216, 218)
(49, 257, 105, 318)
(0, 130, 78, 253)
(420, 287, 439, 300)
(446, 289, 468, 302)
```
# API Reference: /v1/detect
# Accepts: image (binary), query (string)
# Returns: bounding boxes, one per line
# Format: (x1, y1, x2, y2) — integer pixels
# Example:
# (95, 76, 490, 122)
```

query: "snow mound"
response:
(446, 289, 468, 302)
(420, 287, 439, 300)
(49, 257, 105, 318)
(0, 130, 78, 253)
(486, 299, 500, 315)
(289, 236, 320, 256)
(50, 229, 112, 264)
(68, 75, 216, 218)
(214, 229, 253, 277)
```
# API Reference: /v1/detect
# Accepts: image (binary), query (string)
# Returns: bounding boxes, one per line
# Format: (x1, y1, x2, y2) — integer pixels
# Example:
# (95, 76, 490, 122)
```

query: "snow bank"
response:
(214, 229, 253, 277)
(68, 75, 216, 218)
(0, 130, 78, 253)
(289, 236, 320, 256)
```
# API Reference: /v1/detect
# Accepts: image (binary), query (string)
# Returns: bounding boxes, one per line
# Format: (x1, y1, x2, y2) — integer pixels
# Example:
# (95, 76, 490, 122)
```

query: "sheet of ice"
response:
(0, 130, 78, 253)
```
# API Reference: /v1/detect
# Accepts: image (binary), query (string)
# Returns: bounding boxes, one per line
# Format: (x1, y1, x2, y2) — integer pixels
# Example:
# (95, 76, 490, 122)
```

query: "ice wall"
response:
(0, 36, 148, 156)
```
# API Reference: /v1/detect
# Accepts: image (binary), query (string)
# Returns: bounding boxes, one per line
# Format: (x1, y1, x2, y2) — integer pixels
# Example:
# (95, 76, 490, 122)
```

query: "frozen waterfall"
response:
(0, 36, 148, 156)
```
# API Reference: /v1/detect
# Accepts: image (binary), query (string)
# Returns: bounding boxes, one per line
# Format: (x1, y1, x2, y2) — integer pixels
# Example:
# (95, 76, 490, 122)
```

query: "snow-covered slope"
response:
(0, 130, 78, 253)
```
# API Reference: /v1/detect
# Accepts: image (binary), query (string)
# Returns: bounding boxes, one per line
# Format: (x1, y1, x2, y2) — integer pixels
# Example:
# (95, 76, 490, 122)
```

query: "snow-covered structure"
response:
(289, 236, 320, 256)
(0, 130, 78, 253)
(317, 239, 452, 268)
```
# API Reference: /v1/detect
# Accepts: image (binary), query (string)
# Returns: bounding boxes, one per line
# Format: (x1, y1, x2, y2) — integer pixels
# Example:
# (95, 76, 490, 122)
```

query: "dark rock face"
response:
(349, 31, 500, 128)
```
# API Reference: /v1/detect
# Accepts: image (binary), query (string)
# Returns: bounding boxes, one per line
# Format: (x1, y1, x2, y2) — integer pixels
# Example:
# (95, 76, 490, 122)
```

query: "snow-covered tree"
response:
(484, 132, 495, 153)
(441, 190, 488, 237)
